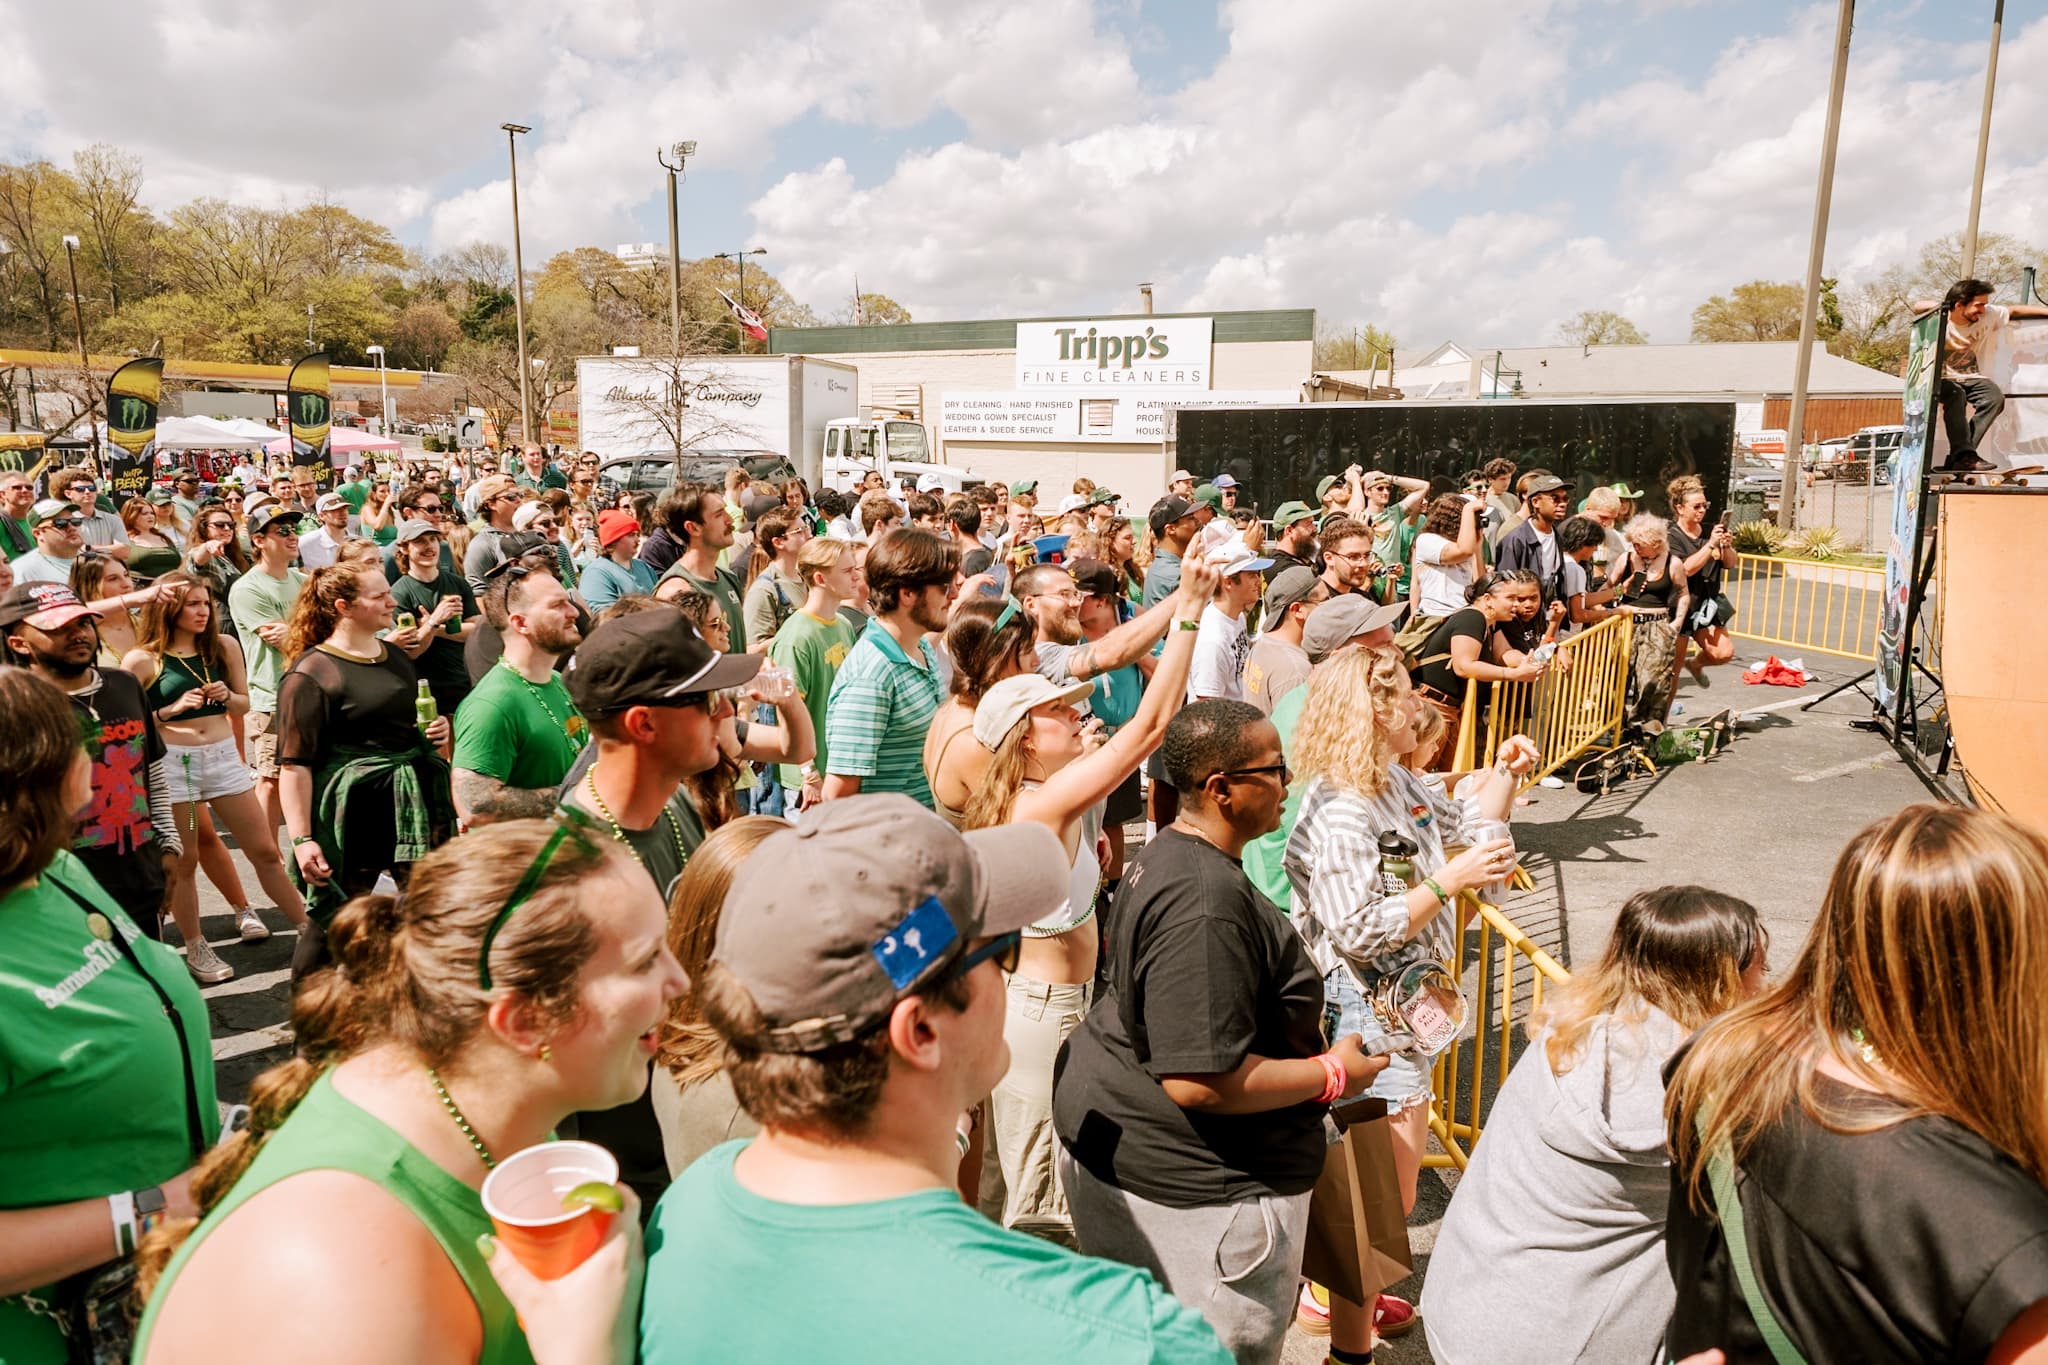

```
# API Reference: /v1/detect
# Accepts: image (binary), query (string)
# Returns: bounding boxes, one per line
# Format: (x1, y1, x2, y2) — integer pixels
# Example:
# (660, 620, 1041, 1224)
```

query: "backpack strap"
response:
(1702, 1131, 1808, 1365)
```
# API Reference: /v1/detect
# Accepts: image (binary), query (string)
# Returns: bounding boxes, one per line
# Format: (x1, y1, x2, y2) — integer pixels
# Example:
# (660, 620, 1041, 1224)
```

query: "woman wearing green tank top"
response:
(133, 818, 687, 1364)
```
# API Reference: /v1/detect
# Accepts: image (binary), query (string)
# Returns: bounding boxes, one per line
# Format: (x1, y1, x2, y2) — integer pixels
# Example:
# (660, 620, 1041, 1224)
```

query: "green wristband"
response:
(1424, 877, 1449, 905)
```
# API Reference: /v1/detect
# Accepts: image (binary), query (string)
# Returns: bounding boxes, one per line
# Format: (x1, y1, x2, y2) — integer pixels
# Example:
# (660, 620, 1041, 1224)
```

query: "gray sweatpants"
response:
(1057, 1143, 1312, 1365)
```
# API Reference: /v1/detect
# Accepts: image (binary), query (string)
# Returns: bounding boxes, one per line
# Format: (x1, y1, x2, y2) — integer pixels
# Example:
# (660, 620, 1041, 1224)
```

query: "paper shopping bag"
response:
(1299, 1097, 1414, 1307)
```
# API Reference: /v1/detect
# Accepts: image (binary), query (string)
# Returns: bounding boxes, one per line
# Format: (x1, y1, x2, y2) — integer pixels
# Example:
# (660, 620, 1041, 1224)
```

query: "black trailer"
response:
(1172, 398, 1736, 520)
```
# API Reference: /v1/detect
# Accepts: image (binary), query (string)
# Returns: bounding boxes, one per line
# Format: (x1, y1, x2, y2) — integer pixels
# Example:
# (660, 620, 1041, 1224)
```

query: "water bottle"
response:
(415, 679, 438, 730)
(1377, 831, 1419, 898)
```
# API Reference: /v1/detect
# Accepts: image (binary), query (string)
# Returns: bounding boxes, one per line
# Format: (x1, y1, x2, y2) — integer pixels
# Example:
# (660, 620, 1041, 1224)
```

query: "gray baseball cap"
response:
(1303, 594, 1408, 663)
(1264, 565, 1321, 617)
(711, 795, 1068, 1053)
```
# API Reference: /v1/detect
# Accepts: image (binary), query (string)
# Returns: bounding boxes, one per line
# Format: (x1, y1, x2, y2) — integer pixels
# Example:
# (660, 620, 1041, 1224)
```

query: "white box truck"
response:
(576, 353, 966, 495)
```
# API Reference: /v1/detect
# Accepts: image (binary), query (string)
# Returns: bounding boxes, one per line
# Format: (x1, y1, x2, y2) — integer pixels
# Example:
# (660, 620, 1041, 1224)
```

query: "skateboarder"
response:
(1910, 278, 2048, 473)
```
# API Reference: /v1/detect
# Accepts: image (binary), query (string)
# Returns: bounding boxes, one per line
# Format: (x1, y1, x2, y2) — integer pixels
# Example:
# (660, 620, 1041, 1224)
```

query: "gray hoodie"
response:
(1419, 1007, 1686, 1365)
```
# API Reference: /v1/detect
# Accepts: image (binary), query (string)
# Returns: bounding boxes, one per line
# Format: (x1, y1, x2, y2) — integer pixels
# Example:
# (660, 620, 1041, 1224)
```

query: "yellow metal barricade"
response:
(1470, 612, 1633, 784)
(1426, 895, 1571, 1169)
(1724, 552, 1882, 661)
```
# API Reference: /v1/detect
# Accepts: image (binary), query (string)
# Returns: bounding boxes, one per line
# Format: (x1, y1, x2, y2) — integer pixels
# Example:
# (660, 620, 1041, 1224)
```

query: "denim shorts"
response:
(1323, 965, 1432, 1115)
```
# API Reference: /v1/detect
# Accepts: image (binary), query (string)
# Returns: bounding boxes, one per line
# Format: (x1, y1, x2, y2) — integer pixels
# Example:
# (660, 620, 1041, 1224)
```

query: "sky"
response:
(2, 0, 2042, 354)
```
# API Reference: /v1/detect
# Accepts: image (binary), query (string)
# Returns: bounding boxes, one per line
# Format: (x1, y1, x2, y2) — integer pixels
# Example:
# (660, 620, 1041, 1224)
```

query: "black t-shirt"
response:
(1053, 828, 1329, 1207)
(276, 644, 424, 768)
(67, 669, 169, 913)
(1665, 1071, 2048, 1363)
(1668, 523, 1724, 599)
(1262, 546, 1317, 583)
(1412, 608, 1489, 697)
(390, 568, 477, 713)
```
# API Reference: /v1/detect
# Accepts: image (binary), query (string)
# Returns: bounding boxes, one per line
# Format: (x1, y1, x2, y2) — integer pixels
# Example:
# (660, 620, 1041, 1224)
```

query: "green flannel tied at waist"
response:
(295, 740, 456, 922)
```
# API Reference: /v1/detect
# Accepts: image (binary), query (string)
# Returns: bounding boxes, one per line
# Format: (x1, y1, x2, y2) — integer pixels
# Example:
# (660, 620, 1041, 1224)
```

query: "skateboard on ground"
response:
(1928, 463, 2045, 488)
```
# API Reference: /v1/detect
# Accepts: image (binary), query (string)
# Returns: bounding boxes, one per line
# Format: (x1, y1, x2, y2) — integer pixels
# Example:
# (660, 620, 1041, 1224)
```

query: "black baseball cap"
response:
(743, 493, 784, 526)
(564, 609, 763, 717)
(1148, 494, 1196, 537)
(480, 531, 551, 581)
(1067, 557, 1121, 598)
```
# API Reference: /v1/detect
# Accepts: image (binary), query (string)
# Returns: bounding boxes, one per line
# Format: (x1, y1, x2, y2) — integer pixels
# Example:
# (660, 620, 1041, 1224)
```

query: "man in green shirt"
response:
(636, 796, 1229, 1365)
(655, 481, 745, 644)
(452, 562, 585, 825)
(820, 528, 956, 806)
(510, 443, 567, 491)
(0, 469, 34, 560)
(768, 536, 861, 808)
(1363, 469, 1429, 602)
(227, 506, 307, 832)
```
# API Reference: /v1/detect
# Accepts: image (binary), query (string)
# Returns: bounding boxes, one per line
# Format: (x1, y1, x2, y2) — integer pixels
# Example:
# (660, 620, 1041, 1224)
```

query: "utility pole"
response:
(1963, 0, 2004, 277)
(657, 141, 696, 462)
(61, 234, 98, 460)
(365, 344, 390, 434)
(1780, 0, 1854, 533)
(502, 122, 534, 445)
(305, 302, 316, 349)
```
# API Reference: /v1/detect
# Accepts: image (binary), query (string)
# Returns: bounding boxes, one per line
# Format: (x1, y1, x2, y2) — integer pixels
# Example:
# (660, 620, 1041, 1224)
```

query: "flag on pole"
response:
(852, 274, 864, 326)
(715, 287, 768, 342)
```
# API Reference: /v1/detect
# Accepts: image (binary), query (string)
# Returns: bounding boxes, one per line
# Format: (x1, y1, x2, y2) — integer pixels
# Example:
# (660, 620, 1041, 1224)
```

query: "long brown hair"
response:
(194, 502, 251, 573)
(1533, 885, 1762, 1074)
(744, 508, 798, 591)
(282, 562, 380, 660)
(657, 816, 786, 1089)
(0, 671, 84, 892)
(942, 596, 1035, 704)
(1667, 804, 2048, 1212)
(136, 820, 619, 1300)
(133, 572, 224, 674)
(958, 715, 1038, 831)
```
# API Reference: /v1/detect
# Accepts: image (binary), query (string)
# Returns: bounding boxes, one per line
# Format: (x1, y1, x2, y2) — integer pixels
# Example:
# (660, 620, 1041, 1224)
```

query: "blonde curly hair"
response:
(1290, 644, 1410, 797)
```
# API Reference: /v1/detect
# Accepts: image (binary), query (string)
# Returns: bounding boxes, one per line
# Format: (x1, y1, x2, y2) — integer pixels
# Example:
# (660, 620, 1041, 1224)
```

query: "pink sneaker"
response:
(1295, 1281, 1331, 1335)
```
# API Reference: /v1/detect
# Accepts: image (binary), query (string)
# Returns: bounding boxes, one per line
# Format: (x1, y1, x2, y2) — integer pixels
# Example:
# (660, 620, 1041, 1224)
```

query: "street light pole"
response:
(365, 344, 390, 435)
(1779, 0, 1854, 533)
(502, 121, 535, 446)
(657, 141, 697, 463)
(1963, 0, 2004, 278)
(61, 233, 98, 460)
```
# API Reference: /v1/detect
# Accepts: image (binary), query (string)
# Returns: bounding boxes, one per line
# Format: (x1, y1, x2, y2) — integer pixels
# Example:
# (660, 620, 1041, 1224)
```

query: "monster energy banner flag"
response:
(285, 352, 333, 490)
(1875, 310, 1942, 713)
(104, 358, 165, 506)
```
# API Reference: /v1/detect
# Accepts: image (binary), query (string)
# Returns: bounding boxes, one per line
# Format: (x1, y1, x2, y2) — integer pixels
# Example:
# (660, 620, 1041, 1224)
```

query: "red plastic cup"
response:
(480, 1140, 619, 1280)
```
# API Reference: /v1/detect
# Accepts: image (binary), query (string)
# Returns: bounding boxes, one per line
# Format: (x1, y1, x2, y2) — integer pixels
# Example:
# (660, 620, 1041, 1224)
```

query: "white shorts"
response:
(165, 735, 255, 805)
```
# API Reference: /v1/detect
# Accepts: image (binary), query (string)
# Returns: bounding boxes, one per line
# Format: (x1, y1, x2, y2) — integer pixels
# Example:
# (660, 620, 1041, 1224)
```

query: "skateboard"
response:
(1928, 463, 2045, 488)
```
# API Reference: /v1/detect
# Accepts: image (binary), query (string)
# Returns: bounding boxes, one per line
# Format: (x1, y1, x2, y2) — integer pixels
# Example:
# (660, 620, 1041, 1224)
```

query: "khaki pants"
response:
(979, 974, 1093, 1244)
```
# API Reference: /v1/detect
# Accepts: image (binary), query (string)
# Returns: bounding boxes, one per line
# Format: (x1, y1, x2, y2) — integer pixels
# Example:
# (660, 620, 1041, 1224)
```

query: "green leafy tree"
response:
(1555, 310, 1647, 345)
(1312, 321, 1397, 370)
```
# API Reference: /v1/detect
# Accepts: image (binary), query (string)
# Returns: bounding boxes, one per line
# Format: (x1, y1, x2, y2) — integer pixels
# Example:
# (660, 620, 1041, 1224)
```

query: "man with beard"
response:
(1262, 501, 1320, 581)
(450, 560, 589, 826)
(820, 527, 958, 806)
(0, 583, 212, 977)
(656, 481, 746, 645)
(1016, 558, 1203, 687)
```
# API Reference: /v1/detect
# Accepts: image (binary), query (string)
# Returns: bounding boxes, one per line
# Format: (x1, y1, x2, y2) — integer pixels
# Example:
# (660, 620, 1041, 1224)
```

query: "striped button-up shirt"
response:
(823, 622, 944, 807)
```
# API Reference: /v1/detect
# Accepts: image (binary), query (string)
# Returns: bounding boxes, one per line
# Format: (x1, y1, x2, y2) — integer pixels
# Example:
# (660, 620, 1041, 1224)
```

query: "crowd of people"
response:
(3, 439, 2044, 1365)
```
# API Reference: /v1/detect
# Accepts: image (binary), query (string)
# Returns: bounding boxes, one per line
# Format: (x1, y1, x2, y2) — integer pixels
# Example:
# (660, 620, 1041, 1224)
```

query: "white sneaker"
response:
(236, 908, 271, 942)
(1539, 775, 1566, 789)
(184, 937, 235, 985)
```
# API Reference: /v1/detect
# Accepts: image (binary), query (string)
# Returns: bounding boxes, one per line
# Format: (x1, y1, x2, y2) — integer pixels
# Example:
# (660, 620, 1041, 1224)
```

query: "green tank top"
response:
(133, 1070, 534, 1364)
(146, 652, 229, 720)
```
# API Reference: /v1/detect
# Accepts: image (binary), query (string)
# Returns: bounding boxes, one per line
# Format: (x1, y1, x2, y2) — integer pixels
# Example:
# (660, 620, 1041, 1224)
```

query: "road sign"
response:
(456, 415, 483, 449)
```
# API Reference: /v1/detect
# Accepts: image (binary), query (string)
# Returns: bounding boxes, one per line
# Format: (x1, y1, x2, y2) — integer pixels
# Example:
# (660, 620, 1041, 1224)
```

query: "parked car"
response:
(597, 448, 799, 498)
(1849, 425, 1902, 485)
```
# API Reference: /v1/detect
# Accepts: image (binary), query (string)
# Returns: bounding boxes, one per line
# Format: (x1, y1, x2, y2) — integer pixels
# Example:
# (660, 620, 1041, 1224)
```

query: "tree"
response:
(0, 159, 83, 350)
(65, 145, 154, 315)
(1555, 310, 1647, 345)
(594, 352, 786, 459)
(1911, 230, 2044, 301)
(1312, 321, 1398, 371)
(831, 291, 911, 326)
(387, 301, 461, 371)
(1689, 280, 1808, 343)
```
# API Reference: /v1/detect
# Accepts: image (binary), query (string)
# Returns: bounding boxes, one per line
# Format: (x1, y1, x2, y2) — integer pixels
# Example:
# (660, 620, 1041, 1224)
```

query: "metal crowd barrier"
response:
(1444, 612, 1634, 783)
(1426, 894, 1571, 1170)
(1724, 552, 1883, 662)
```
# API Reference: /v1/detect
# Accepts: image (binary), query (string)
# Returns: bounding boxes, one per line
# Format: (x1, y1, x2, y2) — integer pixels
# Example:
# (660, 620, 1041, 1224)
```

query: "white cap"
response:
(314, 492, 348, 513)
(973, 673, 1096, 751)
(1204, 536, 1273, 578)
(1171, 468, 1195, 483)
(512, 500, 552, 531)
(916, 472, 947, 493)
(1055, 493, 1088, 514)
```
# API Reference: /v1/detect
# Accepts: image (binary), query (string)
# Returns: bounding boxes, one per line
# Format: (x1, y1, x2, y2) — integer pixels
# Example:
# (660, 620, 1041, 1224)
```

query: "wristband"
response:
(108, 1190, 137, 1257)
(1174, 617, 1200, 632)
(291, 834, 316, 847)
(1424, 876, 1450, 906)
(1315, 1052, 1346, 1106)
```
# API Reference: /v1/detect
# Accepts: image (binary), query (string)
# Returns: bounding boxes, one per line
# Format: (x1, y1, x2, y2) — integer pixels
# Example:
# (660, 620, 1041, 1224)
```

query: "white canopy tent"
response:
(154, 415, 273, 449)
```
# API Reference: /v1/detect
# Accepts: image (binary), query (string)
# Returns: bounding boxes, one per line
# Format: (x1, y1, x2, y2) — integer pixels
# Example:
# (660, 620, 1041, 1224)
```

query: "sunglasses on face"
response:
(46, 517, 83, 530)
(1213, 761, 1291, 785)
(66, 484, 96, 495)
(946, 931, 1022, 982)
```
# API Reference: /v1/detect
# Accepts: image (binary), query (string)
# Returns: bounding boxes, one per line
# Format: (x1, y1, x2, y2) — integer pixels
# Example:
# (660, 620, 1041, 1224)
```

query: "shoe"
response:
(236, 908, 271, 942)
(1939, 451, 1993, 473)
(1373, 1293, 1418, 1337)
(1296, 1281, 1332, 1335)
(1538, 775, 1565, 789)
(184, 937, 236, 985)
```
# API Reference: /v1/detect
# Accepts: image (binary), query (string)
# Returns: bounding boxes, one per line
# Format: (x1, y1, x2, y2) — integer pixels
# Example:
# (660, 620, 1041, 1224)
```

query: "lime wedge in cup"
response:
(560, 1181, 623, 1214)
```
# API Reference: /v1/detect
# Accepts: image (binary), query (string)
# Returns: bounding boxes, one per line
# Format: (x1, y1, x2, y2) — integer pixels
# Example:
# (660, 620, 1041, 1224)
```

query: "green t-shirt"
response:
(334, 477, 373, 513)
(227, 564, 306, 712)
(1374, 504, 1419, 597)
(0, 853, 220, 1365)
(767, 609, 858, 790)
(638, 1141, 1229, 1365)
(452, 661, 588, 790)
(1242, 682, 1309, 907)
(390, 569, 478, 709)
(659, 562, 746, 648)
(1, 513, 34, 560)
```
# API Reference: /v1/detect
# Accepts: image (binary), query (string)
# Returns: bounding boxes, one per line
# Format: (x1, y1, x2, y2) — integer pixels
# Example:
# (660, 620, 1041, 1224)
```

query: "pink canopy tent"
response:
(264, 427, 403, 458)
